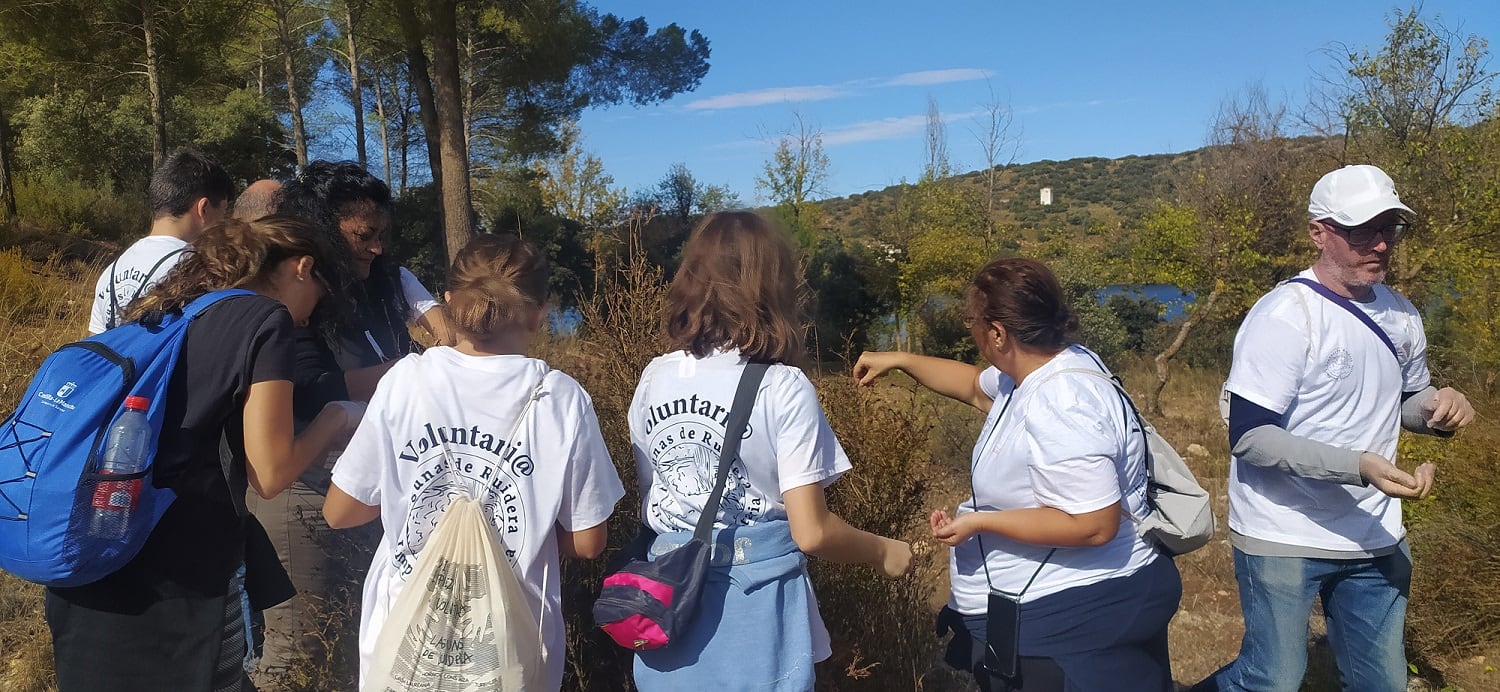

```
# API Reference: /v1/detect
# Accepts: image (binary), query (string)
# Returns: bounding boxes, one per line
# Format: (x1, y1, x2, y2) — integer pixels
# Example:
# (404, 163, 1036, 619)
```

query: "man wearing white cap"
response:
(1194, 164, 1474, 691)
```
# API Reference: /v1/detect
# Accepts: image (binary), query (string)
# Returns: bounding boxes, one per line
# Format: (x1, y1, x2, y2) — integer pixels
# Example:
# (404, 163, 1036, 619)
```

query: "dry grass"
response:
(0, 250, 101, 692)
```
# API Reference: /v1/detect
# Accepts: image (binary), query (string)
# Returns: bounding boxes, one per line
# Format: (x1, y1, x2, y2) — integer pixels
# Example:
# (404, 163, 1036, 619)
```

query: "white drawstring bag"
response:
(365, 494, 543, 691)
(366, 374, 548, 691)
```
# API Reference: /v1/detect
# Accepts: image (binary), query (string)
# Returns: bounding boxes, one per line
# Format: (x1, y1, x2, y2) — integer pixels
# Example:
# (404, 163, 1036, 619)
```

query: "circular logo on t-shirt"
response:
(1324, 347, 1355, 379)
(392, 443, 531, 580)
(647, 420, 763, 528)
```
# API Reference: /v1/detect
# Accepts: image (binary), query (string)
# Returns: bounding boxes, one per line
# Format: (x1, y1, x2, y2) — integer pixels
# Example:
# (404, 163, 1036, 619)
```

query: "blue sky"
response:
(573, 1, 1499, 203)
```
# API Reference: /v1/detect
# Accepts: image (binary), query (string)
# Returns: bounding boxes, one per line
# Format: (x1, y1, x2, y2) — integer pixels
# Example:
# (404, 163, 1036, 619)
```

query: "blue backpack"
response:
(0, 288, 253, 587)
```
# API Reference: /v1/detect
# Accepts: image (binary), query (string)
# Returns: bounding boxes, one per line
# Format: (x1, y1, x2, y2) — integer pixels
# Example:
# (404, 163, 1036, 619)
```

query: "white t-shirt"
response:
(331, 348, 624, 691)
(89, 235, 191, 333)
(630, 349, 851, 532)
(949, 345, 1158, 613)
(1224, 269, 1429, 552)
(398, 266, 440, 317)
(629, 348, 849, 660)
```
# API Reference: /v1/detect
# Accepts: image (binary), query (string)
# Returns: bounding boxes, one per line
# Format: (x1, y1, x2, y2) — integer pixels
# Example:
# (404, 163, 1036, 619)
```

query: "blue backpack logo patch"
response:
(0, 289, 252, 587)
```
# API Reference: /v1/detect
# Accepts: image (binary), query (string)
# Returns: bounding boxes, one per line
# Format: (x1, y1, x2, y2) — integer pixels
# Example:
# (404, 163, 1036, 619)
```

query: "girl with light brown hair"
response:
(46, 215, 365, 692)
(324, 234, 624, 691)
(629, 211, 913, 690)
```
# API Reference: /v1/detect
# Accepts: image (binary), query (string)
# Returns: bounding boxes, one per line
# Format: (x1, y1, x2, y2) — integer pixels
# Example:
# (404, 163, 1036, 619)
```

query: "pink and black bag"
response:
(592, 362, 769, 651)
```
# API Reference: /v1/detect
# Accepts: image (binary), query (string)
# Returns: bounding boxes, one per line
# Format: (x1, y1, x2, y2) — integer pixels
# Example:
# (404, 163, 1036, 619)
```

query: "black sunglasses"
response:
(1323, 218, 1409, 247)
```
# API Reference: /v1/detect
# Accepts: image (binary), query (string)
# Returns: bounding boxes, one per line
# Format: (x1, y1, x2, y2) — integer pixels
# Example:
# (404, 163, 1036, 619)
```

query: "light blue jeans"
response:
(1196, 542, 1411, 692)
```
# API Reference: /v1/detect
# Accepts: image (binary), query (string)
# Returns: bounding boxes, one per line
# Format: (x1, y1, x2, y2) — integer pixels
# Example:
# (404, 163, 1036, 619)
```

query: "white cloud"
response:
(822, 109, 984, 147)
(883, 68, 992, 87)
(823, 115, 930, 146)
(681, 68, 993, 112)
(684, 85, 848, 111)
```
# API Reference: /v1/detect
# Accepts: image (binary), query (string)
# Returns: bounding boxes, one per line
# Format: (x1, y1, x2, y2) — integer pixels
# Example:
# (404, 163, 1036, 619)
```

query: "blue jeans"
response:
(1196, 542, 1411, 692)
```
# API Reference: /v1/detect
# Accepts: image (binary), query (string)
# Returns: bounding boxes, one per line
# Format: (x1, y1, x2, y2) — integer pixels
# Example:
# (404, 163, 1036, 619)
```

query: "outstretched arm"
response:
(853, 351, 992, 412)
(783, 482, 912, 578)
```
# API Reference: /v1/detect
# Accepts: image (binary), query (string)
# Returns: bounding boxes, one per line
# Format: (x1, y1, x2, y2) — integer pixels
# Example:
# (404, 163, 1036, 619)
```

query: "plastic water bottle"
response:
(89, 396, 152, 540)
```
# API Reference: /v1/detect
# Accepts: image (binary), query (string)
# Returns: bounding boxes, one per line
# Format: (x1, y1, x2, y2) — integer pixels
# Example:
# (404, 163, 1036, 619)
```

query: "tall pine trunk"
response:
(0, 96, 15, 221)
(275, 0, 308, 169)
(429, 0, 471, 261)
(372, 70, 392, 188)
(394, 0, 442, 196)
(462, 31, 474, 153)
(343, 1, 366, 168)
(142, 0, 166, 169)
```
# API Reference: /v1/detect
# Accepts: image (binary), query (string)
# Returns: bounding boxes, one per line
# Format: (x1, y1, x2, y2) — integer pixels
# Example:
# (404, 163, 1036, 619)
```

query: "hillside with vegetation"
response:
(822, 151, 1194, 244)
(816, 136, 1338, 252)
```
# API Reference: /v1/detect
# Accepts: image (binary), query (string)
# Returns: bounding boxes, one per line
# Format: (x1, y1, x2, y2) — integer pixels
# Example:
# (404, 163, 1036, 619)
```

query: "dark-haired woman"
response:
(277, 160, 452, 420)
(854, 258, 1180, 692)
(44, 217, 365, 692)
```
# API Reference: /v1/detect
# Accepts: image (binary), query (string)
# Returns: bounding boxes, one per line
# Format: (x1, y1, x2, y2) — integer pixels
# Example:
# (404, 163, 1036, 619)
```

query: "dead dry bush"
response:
(551, 221, 670, 691)
(810, 377, 942, 689)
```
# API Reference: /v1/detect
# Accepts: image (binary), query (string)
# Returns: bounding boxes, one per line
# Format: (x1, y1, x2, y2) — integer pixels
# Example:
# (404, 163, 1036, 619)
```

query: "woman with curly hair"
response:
(44, 216, 365, 692)
(276, 161, 453, 424)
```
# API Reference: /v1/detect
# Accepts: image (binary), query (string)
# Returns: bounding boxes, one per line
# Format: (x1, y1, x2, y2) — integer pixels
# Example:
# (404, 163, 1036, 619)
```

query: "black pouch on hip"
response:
(983, 589, 1022, 679)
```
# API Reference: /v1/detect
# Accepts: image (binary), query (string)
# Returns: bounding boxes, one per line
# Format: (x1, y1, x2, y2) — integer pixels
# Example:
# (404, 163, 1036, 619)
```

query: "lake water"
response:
(550, 306, 584, 335)
(1096, 284, 1195, 321)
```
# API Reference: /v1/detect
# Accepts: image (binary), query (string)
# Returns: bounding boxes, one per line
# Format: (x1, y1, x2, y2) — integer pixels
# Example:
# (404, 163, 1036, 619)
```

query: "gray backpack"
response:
(1050, 365, 1215, 556)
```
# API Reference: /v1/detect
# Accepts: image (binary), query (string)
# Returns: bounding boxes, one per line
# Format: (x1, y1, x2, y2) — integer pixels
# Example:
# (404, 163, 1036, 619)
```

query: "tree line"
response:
(0, 0, 710, 262)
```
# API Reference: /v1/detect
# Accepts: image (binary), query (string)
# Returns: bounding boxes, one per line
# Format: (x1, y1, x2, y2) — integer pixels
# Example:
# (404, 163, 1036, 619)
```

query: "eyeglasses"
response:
(348, 228, 384, 245)
(1323, 219, 1409, 247)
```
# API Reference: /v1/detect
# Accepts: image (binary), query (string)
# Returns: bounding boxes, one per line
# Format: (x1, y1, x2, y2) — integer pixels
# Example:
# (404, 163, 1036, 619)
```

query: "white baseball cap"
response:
(1307, 164, 1415, 226)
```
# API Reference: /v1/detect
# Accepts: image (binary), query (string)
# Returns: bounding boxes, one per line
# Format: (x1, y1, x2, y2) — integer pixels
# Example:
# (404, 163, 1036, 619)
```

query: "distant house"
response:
(1040, 187, 1053, 205)
(867, 240, 903, 262)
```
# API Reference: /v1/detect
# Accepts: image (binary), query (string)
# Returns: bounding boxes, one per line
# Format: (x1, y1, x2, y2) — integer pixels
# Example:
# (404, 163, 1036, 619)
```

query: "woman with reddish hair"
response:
(629, 211, 913, 690)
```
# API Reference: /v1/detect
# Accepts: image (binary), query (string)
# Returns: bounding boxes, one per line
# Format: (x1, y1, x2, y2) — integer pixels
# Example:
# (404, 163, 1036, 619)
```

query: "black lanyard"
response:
(967, 378, 1055, 599)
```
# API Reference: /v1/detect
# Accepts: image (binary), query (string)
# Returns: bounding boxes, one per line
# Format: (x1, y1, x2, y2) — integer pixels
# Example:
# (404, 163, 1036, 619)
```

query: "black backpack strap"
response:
(105, 259, 121, 330)
(140, 247, 188, 290)
(1287, 277, 1399, 362)
(106, 247, 188, 330)
(693, 361, 771, 543)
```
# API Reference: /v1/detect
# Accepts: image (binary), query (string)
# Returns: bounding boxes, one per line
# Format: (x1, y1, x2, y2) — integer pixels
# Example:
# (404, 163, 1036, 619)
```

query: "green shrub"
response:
(13, 175, 147, 240)
(14, 90, 150, 189)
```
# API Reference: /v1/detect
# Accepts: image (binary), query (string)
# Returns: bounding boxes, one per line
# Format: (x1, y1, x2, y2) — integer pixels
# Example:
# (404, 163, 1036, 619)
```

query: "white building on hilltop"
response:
(1040, 187, 1053, 205)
